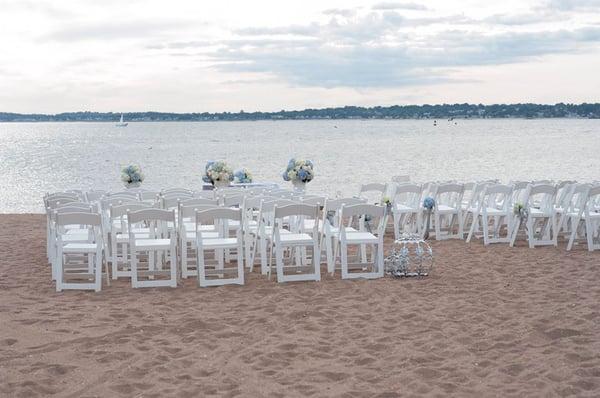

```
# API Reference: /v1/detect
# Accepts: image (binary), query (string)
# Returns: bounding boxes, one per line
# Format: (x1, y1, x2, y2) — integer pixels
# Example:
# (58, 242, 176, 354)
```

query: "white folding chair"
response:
(54, 212, 106, 292)
(511, 184, 558, 248)
(270, 204, 320, 283)
(248, 198, 295, 275)
(338, 204, 386, 280)
(109, 202, 153, 279)
(466, 184, 513, 245)
(320, 197, 366, 275)
(127, 209, 178, 288)
(179, 204, 220, 278)
(391, 183, 422, 239)
(196, 208, 245, 287)
(432, 183, 464, 240)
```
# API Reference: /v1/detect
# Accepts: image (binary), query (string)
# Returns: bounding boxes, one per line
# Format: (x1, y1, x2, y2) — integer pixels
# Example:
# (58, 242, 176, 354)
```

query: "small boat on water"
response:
(116, 114, 128, 127)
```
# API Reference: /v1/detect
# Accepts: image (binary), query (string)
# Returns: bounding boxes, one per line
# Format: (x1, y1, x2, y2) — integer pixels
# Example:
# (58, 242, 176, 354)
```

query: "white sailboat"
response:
(116, 113, 128, 127)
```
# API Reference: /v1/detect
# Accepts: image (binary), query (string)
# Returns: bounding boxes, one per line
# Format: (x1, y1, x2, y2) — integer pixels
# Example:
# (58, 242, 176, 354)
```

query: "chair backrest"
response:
(274, 204, 319, 219)
(162, 195, 192, 209)
(358, 183, 387, 203)
(300, 196, 326, 206)
(481, 184, 513, 211)
(56, 212, 101, 227)
(179, 204, 219, 220)
(128, 208, 175, 224)
(434, 183, 464, 208)
(54, 204, 94, 214)
(392, 184, 421, 208)
(110, 202, 153, 218)
(46, 197, 79, 209)
(196, 207, 242, 223)
(108, 191, 139, 199)
(139, 191, 160, 201)
(323, 197, 367, 212)
(180, 198, 219, 207)
(223, 194, 245, 207)
(163, 188, 193, 196)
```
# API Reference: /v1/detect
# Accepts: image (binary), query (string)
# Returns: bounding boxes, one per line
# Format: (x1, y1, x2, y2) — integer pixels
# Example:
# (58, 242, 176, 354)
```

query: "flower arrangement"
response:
(202, 161, 233, 185)
(513, 202, 528, 219)
(121, 164, 144, 186)
(422, 197, 435, 240)
(423, 197, 435, 210)
(233, 168, 253, 184)
(382, 196, 392, 210)
(282, 158, 314, 184)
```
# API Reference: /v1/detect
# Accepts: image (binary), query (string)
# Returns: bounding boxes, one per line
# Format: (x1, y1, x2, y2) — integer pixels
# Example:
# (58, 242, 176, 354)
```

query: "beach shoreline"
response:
(1, 214, 599, 397)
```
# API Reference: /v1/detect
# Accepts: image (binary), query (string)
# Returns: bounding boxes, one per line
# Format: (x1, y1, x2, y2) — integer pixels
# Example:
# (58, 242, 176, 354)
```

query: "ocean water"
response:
(1, 119, 598, 213)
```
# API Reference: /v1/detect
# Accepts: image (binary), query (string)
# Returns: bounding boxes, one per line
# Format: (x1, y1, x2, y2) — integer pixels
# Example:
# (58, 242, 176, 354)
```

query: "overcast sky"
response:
(1, 0, 599, 113)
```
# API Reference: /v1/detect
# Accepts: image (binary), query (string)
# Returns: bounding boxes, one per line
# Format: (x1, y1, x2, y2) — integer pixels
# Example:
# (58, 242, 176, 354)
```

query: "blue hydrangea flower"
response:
(423, 197, 435, 210)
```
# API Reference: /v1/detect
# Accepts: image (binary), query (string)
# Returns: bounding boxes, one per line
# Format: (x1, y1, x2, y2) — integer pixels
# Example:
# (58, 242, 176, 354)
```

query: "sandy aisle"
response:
(1, 214, 599, 397)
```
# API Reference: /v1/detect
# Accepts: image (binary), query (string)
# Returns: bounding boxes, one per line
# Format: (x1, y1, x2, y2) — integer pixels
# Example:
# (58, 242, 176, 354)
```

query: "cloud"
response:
(204, 8, 600, 89)
(323, 8, 357, 17)
(44, 19, 197, 42)
(542, 0, 600, 10)
(372, 2, 428, 11)
(483, 12, 563, 25)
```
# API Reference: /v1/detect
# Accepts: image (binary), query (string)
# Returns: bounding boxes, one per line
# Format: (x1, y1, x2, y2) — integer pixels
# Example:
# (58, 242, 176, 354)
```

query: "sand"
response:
(1, 214, 600, 397)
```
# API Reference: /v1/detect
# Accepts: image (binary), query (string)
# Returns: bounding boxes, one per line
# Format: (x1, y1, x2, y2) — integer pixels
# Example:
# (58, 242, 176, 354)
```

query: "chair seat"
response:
(199, 238, 239, 248)
(343, 232, 379, 244)
(133, 238, 173, 250)
(327, 226, 357, 236)
(529, 208, 554, 217)
(61, 233, 90, 242)
(393, 204, 419, 213)
(483, 208, 508, 216)
(436, 205, 459, 214)
(116, 232, 150, 242)
(63, 243, 99, 253)
(278, 233, 313, 244)
(185, 231, 220, 239)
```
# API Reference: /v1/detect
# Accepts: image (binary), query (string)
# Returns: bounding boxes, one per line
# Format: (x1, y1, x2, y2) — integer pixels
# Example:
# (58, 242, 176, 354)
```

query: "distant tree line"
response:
(1, 103, 599, 122)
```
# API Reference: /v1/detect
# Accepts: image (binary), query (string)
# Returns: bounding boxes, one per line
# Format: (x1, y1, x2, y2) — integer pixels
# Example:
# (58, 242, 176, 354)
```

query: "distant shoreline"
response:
(1, 103, 599, 122)
(1, 117, 599, 123)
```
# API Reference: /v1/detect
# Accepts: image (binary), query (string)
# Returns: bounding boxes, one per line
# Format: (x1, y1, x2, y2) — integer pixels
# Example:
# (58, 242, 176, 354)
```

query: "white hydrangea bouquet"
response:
(202, 160, 233, 187)
(121, 164, 144, 188)
(282, 158, 314, 190)
(234, 168, 253, 183)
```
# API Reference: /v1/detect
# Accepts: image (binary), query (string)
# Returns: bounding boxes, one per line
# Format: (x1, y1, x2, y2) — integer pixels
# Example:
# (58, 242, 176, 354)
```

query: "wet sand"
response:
(1, 214, 599, 397)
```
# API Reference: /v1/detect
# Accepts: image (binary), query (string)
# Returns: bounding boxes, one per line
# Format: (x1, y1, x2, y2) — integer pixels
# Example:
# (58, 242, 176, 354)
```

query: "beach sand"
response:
(1, 214, 599, 397)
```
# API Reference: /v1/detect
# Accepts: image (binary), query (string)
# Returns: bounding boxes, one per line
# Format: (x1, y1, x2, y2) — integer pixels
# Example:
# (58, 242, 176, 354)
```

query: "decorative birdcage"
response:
(384, 233, 434, 277)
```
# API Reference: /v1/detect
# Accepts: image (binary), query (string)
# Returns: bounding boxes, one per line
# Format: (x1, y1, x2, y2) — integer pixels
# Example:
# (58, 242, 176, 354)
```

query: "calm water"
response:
(1, 119, 599, 213)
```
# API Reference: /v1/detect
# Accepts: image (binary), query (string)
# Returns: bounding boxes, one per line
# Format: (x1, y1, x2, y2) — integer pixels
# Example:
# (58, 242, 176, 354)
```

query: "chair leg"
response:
(276, 243, 284, 283)
(340, 241, 348, 279)
(170, 244, 177, 288)
(326, 235, 333, 274)
(197, 248, 206, 287)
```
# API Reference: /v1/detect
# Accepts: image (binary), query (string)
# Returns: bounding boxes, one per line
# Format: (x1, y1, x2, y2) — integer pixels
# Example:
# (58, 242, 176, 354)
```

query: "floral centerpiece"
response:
(422, 196, 435, 240)
(202, 160, 233, 188)
(121, 164, 144, 188)
(233, 168, 253, 184)
(513, 202, 528, 219)
(282, 158, 314, 191)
